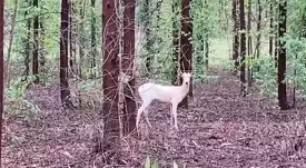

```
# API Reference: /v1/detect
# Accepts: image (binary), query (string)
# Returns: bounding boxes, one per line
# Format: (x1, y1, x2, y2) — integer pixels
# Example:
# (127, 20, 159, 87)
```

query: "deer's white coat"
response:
(136, 72, 192, 130)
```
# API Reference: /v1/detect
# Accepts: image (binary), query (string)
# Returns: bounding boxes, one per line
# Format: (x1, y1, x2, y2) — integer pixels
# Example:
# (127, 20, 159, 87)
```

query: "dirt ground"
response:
(2, 70, 306, 168)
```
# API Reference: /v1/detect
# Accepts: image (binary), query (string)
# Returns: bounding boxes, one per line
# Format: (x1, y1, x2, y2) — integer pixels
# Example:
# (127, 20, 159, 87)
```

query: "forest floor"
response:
(2, 69, 306, 168)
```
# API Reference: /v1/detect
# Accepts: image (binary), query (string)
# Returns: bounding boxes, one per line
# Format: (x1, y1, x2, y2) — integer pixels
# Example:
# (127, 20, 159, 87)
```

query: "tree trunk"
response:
(277, 0, 289, 110)
(232, 0, 239, 73)
(39, 17, 45, 69)
(239, 0, 246, 97)
(122, 0, 137, 135)
(247, 0, 253, 87)
(172, 0, 179, 85)
(97, 0, 120, 159)
(156, 0, 163, 56)
(255, 0, 262, 61)
(68, 0, 73, 77)
(0, 0, 4, 164)
(144, 0, 152, 74)
(60, 0, 71, 106)
(269, 0, 273, 56)
(179, 0, 193, 108)
(23, 0, 32, 79)
(90, 0, 97, 78)
(79, 1, 85, 79)
(33, 0, 39, 84)
(274, 2, 278, 68)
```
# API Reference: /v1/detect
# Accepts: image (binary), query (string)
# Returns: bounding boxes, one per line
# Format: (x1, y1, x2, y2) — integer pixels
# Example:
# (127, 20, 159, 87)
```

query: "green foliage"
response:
(5, 76, 33, 100)
(144, 156, 159, 168)
(4, 76, 40, 117)
(252, 56, 278, 98)
(286, 37, 306, 98)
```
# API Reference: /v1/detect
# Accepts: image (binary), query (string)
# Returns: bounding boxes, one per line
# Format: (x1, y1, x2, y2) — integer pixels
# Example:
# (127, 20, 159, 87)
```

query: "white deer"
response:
(136, 72, 192, 130)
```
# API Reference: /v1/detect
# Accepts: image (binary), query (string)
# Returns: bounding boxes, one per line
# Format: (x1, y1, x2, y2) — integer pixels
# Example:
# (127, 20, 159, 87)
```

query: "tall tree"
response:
(155, 0, 163, 56)
(172, 0, 179, 85)
(247, 0, 253, 87)
(0, 0, 4, 164)
(98, 0, 120, 157)
(277, 0, 289, 110)
(60, 0, 71, 106)
(255, 0, 262, 60)
(39, 15, 45, 69)
(239, 0, 246, 96)
(122, 0, 137, 135)
(232, 0, 239, 73)
(144, 0, 152, 74)
(269, 0, 273, 56)
(68, 0, 73, 77)
(179, 0, 193, 107)
(33, 0, 39, 83)
(274, 2, 278, 68)
(23, 0, 32, 79)
(90, 0, 97, 78)
(78, 1, 85, 79)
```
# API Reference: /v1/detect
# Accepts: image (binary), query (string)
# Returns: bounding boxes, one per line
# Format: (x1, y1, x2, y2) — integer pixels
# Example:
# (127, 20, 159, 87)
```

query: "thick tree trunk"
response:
(33, 0, 39, 83)
(98, 0, 120, 159)
(277, 0, 289, 110)
(122, 0, 137, 135)
(179, 0, 193, 108)
(232, 0, 239, 73)
(60, 0, 71, 106)
(239, 0, 246, 97)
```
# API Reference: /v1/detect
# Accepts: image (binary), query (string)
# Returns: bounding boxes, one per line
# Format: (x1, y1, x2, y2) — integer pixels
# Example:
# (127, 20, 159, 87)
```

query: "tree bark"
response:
(277, 0, 289, 110)
(98, 0, 120, 159)
(179, 0, 193, 108)
(122, 0, 137, 135)
(255, 0, 262, 60)
(60, 0, 71, 106)
(23, 0, 32, 79)
(232, 0, 239, 73)
(247, 0, 253, 87)
(274, 2, 278, 68)
(39, 16, 45, 69)
(90, 0, 97, 78)
(33, 0, 39, 83)
(269, 0, 273, 56)
(68, 0, 73, 77)
(239, 0, 246, 97)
